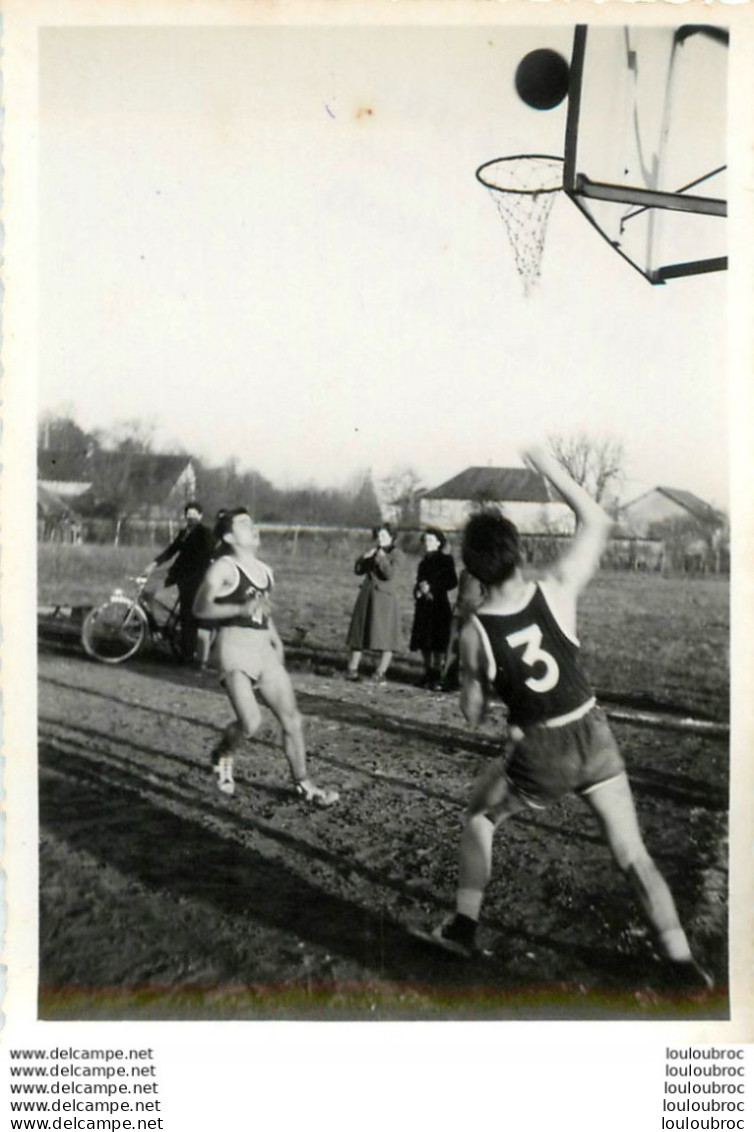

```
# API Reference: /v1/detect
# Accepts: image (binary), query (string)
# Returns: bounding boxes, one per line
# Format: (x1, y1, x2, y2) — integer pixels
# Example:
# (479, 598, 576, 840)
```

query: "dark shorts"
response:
(502, 706, 625, 808)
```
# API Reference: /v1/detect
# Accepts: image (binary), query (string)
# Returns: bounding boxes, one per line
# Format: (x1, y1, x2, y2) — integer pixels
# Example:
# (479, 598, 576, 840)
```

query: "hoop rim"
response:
(475, 153, 564, 195)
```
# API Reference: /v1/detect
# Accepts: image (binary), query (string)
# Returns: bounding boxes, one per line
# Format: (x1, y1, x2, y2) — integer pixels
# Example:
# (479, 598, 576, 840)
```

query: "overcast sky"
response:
(38, 21, 729, 508)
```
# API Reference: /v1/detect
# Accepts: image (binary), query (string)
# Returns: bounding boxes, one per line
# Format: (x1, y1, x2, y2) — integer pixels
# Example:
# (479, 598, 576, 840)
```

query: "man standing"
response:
(146, 501, 215, 666)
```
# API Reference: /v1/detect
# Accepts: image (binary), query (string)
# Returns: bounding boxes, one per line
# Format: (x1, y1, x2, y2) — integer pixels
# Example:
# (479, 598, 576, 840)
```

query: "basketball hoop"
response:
(476, 154, 564, 295)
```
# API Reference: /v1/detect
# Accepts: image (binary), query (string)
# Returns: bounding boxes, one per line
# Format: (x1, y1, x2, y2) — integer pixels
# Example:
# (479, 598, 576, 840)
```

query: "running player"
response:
(424, 446, 712, 990)
(192, 508, 339, 806)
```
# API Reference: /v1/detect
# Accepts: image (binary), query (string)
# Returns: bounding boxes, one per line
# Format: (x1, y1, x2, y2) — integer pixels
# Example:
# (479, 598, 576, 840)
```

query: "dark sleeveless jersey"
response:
(213, 558, 273, 629)
(475, 583, 593, 727)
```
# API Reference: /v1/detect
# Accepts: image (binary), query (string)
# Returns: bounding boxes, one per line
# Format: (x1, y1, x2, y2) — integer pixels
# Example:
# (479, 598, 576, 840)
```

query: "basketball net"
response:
(476, 155, 564, 296)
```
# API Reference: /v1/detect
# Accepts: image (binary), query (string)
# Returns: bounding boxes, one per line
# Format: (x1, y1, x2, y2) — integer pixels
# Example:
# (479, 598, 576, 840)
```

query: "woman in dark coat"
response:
(346, 523, 403, 685)
(410, 527, 458, 688)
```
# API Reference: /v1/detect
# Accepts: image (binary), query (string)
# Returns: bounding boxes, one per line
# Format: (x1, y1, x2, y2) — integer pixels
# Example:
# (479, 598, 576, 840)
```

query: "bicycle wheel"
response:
(81, 599, 148, 664)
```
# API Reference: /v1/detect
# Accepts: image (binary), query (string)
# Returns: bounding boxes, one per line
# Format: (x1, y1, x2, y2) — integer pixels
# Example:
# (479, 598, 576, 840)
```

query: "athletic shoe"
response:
(295, 781, 340, 808)
(370, 674, 388, 687)
(213, 754, 235, 796)
(409, 915, 489, 959)
(345, 671, 361, 683)
(664, 958, 714, 991)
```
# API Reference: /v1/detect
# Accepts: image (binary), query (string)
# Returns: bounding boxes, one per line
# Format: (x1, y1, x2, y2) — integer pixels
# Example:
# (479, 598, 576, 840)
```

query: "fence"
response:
(37, 519, 729, 576)
(40, 516, 181, 547)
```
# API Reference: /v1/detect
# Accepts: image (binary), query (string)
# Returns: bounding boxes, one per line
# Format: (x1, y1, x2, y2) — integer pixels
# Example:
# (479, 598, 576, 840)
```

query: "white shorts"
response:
(214, 626, 283, 686)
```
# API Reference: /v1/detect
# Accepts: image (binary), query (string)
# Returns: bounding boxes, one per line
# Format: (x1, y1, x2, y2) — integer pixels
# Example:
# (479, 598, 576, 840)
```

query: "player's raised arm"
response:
(523, 444, 612, 593)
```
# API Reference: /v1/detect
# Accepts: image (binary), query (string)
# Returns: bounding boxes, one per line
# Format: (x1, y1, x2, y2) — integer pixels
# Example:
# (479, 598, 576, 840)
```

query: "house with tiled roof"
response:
(37, 449, 94, 502)
(37, 448, 197, 524)
(99, 452, 197, 519)
(618, 486, 728, 573)
(419, 466, 575, 533)
(618, 486, 725, 536)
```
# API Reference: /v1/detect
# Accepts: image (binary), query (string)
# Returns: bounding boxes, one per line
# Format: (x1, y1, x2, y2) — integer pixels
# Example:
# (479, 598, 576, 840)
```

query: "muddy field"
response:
(37, 635, 728, 1023)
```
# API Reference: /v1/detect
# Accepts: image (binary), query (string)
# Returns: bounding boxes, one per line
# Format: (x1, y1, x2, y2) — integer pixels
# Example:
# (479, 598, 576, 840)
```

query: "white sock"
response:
(658, 927, 692, 962)
(456, 888, 483, 922)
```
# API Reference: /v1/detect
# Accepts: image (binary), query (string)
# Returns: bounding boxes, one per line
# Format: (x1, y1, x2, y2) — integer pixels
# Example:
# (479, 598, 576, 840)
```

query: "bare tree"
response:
(38, 406, 95, 453)
(547, 433, 626, 507)
(94, 417, 156, 455)
(379, 466, 425, 526)
(343, 469, 382, 527)
(88, 419, 160, 545)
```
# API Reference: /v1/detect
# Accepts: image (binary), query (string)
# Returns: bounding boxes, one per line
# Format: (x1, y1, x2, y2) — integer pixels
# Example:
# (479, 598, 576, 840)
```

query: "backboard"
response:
(563, 25, 727, 284)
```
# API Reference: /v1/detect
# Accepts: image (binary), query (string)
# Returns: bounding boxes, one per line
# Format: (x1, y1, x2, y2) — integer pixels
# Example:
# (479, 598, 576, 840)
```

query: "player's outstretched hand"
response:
(520, 444, 549, 473)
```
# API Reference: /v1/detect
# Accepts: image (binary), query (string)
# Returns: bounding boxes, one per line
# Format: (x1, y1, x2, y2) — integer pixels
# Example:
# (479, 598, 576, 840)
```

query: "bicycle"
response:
(81, 576, 184, 665)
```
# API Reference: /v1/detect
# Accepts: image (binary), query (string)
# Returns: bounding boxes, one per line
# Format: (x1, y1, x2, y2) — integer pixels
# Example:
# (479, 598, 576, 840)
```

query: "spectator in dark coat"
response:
(409, 527, 458, 689)
(145, 501, 215, 666)
(345, 523, 403, 685)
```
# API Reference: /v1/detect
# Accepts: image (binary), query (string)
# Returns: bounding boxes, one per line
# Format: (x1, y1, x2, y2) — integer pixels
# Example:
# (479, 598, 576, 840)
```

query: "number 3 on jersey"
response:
(506, 624, 560, 693)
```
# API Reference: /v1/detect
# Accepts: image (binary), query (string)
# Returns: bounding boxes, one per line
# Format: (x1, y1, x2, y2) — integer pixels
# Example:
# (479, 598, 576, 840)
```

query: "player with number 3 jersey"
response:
(420, 445, 712, 992)
(475, 583, 594, 725)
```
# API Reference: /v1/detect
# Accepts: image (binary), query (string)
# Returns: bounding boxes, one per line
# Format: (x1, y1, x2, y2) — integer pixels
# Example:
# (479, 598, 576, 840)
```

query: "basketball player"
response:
(192, 508, 339, 806)
(425, 446, 712, 990)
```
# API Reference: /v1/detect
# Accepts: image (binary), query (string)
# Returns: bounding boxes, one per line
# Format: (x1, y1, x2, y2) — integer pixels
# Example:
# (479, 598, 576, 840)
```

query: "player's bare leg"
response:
(211, 671, 263, 795)
(584, 773, 713, 988)
(441, 623, 461, 688)
(421, 761, 526, 956)
(196, 627, 212, 668)
(257, 665, 339, 807)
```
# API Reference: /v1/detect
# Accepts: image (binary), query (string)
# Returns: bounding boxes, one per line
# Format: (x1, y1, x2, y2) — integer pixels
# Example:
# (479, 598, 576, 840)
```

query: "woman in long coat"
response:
(409, 527, 458, 688)
(346, 523, 403, 685)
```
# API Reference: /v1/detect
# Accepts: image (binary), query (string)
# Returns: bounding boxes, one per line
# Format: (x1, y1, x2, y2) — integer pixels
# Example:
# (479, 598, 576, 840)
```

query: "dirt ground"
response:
(37, 640, 729, 1023)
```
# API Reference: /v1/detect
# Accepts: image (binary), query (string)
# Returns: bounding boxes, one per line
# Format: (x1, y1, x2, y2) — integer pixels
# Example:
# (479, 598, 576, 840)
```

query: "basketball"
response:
(514, 48, 570, 111)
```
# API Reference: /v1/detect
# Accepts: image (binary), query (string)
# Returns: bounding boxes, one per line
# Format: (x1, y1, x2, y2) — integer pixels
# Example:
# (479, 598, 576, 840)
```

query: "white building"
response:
(618, 486, 723, 535)
(419, 467, 575, 534)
